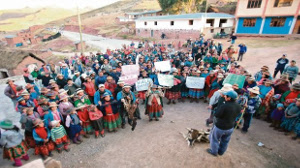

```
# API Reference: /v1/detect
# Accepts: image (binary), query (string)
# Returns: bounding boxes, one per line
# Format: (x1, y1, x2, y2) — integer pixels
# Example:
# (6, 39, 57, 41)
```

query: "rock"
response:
(79, 161, 83, 164)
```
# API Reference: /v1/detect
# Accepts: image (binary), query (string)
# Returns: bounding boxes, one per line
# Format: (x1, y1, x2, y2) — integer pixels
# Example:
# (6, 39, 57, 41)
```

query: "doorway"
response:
(151, 30, 154, 37)
(292, 16, 300, 34)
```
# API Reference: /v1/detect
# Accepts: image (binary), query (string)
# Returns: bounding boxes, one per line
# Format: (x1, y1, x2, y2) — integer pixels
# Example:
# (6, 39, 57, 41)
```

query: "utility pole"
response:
(77, 3, 84, 54)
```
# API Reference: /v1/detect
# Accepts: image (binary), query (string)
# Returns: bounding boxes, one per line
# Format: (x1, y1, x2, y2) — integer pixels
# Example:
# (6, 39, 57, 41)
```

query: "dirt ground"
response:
(1, 37, 300, 168)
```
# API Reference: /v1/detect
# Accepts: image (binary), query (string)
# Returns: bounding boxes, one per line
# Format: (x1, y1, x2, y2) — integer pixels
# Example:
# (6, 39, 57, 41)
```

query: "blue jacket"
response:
(94, 89, 114, 105)
(238, 45, 247, 53)
(43, 110, 64, 128)
(116, 91, 136, 103)
(33, 127, 51, 144)
(95, 75, 107, 87)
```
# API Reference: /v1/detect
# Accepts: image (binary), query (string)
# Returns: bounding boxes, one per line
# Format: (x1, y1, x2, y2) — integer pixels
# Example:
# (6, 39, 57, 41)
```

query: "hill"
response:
(0, 8, 89, 32)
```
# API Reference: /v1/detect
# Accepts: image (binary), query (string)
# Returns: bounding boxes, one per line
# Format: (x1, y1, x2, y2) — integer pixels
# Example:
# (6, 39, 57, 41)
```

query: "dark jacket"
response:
(214, 101, 241, 130)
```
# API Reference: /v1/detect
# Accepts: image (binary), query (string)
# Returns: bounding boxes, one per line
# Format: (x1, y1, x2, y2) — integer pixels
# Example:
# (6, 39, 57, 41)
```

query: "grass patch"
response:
(237, 38, 300, 48)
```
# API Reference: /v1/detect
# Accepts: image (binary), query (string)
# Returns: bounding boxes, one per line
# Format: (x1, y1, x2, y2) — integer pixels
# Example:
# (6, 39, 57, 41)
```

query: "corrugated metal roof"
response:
(126, 10, 162, 16)
(136, 13, 234, 21)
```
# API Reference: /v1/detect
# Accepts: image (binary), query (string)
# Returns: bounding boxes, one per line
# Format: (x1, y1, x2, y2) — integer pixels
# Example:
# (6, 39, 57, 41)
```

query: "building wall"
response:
(12, 57, 44, 75)
(262, 16, 294, 34)
(236, 17, 263, 34)
(136, 18, 234, 30)
(235, 0, 265, 17)
(265, 0, 299, 16)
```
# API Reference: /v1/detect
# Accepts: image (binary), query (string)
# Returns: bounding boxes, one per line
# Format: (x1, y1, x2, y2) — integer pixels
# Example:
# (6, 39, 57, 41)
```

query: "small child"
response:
(76, 103, 93, 138)
(0, 119, 29, 167)
(65, 108, 83, 144)
(19, 107, 40, 148)
(88, 105, 105, 138)
(270, 103, 285, 129)
(50, 120, 70, 153)
(32, 118, 55, 159)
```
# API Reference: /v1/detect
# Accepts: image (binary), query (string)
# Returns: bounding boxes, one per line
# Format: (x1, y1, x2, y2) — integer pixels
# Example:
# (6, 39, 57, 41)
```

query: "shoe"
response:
(218, 152, 224, 156)
(121, 124, 126, 129)
(195, 99, 199, 103)
(241, 129, 247, 134)
(149, 119, 153, 122)
(155, 118, 159, 121)
(137, 116, 142, 120)
(190, 99, 194, 103)
(73, 140, 81, 144)
(206, 148, 217, 157)
(64, 148, 70, 152)
(83, 134, 90, 138)
(48, 153, 53, 157)
(204, 99, 208, 103)
(292, 136, 298, 140)
(172, 100, 176, 104)
(101, 134, 105, 138)
(167, 101, 171, 105)
(284, 132, 290, 136)
(57, 150, 62, 153)
(21, 154, 29, 161)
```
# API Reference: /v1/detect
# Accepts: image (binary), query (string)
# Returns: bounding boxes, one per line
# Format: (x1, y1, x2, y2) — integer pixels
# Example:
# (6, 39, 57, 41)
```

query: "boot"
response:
(172, 100, 176, 104)
(195, 99, 199, 103)
(57, 149, 62, 153)
(167, 100, 171, 105)
(13, 158, 22, 167)
(269, 120, 275, 127)
(21, 154, 29, 161)
(292, 136, 298, 140)
(131, 118, 137, 131)
(190, 99, 194, 103)
(77, 135, 83, 142)
(121, 124, 126, 129)
(83, 134, 90, 138)
(73, 137, 81, 144)
(182, 98, 185, 103)
(95, 131, 99, 138)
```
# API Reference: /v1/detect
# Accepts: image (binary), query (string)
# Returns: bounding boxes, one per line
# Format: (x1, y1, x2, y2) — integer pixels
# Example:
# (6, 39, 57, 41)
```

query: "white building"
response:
(135, 13, 235, 39)
(117, 10, 162, 22)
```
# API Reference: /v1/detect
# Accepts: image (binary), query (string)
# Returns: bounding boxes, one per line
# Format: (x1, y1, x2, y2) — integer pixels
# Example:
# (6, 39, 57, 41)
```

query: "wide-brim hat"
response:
(33, 118, 44, 127)
(75, 103, 87, 110)
(75, 88, 84, 94)
(46, 91, 56, 97)
(59, 94, 69, 101)
(17, 97, 25, 102)
(49, 102, 58, 108)
(66, 107, 75, 114)
(41, 87, 50, 93)
(26, 107, 34, 114)
(103, 92, 110, 97)
(122, 85, 131, 89)
(50, 120, 60, 127)
(107, 76, 113, 80)
(21, 90, 30, 96)
(292, 83, 300, 91)
(117, 80, 125, 85)
(98, 84, 105, 88)
(219, 83, 233, 93)
(264, 80, 273, 85)
(6, 79, 14, 84)
(41, 105, 49, 112)
(0, 119, 14, 129)
(49, 79, 56, 84)
(248, 86, 260, 95)
(58, 89, 68, 95)
(25, 83, 34, 89)
(217, 73, 224, 78)
(280, 74, 289, 81)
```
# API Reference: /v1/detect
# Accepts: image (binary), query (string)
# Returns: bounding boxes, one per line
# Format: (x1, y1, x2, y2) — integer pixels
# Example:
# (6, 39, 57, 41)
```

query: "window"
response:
(247, 0, 262, 8)
(270, 17, 286, 27)
(144, 22, 147, 26)
(206, 19, 214, 27)
(243, 18, 257, 27)
(189, 20, 194, 25)
(137, 29, 140, 33)
(154, 21, 157, 25)
(210, 29, 214, 33)
(170, 21, 174, 26)
(274, 0, 293, 7)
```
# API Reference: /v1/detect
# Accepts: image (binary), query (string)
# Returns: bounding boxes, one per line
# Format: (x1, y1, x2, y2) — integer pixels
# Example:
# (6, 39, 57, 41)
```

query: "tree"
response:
(158, 0, 178, 11)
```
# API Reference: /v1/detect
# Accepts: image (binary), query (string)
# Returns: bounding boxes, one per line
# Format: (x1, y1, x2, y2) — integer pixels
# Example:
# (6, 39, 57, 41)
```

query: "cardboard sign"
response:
(158, 74, 174, 87)
(136, 78, 153, 91)
(186, 76, 205, 89)
(154, 60, 171, 72)
(119, 75, 138, 85)
(223, 73, 246, 88)
(121, 65, 139, 76)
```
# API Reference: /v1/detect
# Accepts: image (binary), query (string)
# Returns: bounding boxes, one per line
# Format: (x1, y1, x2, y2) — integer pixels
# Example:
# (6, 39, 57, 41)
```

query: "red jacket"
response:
(84, 82, 96, 96)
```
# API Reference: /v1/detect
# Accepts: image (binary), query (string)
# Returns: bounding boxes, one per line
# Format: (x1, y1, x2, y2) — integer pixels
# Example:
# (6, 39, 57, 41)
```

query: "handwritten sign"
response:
(136, 78, 153, 91)
(121, 65, 139, 76)
(158, 74, 174, 87)
(186, 76, 205, 89)
(223, 73, 246, 88)
(154, 60, 171, 72)
(119, 75, 138, 85)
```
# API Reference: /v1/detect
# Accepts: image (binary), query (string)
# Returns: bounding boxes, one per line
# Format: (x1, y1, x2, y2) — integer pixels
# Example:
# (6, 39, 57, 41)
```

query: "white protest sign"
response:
(121, 65, 139, 76)
(136, 78, 153, 91)
(158, 74, 174, 87)
(186, 76, 205, 89)
(154, 60, 171, 72)
(119, 75, 138, 85)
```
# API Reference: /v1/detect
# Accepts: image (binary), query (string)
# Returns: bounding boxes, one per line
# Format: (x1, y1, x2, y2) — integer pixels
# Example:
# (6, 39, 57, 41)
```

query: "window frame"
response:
(189, 20, 194, 25)
(154, 21, 157, 25)
(144, 22, 147, 26)
(247, 0, 262, 8)
(274, 0, 293, 7)
(242, 18, 257, 27)
(269, 17, 286, 27)
(170, 21, 174, 26)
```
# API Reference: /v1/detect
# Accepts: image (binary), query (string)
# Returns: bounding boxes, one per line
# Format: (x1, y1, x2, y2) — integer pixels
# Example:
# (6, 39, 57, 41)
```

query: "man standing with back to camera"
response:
(207, 90, 241, 156)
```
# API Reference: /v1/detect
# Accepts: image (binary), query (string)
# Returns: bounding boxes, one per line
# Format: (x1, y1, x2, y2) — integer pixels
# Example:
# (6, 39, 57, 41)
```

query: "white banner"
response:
(135, 78, 153, 91)
(186, 76, 205, 89)
(119, 75, 138, 85)
(154, 60, 171, 72)
(158, 74, 174, 87)
(121, 65, 139, 76)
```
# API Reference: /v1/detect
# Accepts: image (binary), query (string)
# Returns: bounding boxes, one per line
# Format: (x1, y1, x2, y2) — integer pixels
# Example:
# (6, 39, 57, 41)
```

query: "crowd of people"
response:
(1, 36, 300, 166)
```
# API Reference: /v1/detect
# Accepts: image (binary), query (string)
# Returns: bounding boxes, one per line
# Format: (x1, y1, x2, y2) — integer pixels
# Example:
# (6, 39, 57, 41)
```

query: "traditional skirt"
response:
(3, 141, 29, 161)
(181, 91, 189, 98)
(137, 91, 146, 100)
(69, 124, 82, 139)
(208, 88, 218, 98)
(81, 121, 93, 134)
(294, 119, 300, 136)
(280, 117, 297, 131)
(103, 113, 122, 131)
(189, 88, 204, 99)
(34, 141, 55, 156)
(54, 135, 70, 150)
(91, 118, 104, 132)
(25, 130, 35, 148)
(146, 97, 163, 119)
(165, 91, 181, 100)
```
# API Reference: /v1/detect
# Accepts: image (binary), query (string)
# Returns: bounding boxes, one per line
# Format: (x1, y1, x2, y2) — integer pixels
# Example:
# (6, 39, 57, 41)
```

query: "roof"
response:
(5, 35, 17, 39)
(0, 50, 45, 70)
(126, 10, 162, 16)
(136, 13, 234, 21)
